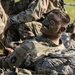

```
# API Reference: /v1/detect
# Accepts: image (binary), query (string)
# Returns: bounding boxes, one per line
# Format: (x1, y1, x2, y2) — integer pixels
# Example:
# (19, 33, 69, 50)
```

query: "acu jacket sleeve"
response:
(10, 0, 56, 23)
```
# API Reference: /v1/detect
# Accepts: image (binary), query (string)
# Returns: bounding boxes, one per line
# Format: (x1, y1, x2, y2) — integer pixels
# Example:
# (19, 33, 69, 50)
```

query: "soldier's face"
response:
(41, 13, 68, 37)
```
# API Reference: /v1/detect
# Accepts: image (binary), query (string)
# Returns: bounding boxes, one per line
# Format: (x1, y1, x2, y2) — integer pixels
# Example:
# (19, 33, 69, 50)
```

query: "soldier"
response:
(3, 0, 63, 48)
(0, 9, 73, 75)
(67, 21, 75, 49)
(61, 20, 75, 49)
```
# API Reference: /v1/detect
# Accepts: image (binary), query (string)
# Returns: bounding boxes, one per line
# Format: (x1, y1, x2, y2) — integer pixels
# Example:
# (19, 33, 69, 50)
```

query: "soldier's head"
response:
(41, 9, 70, 38)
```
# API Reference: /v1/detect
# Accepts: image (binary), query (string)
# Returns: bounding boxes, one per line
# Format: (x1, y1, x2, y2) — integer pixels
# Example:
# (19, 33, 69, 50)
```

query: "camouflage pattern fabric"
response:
(0, 3, 7, 39)
(70, 39, 75, 49)
(1, 0, 63, 16)
(34, 35, 75, 74)
(61, 19, 75, 49)
(6, 23, 75, 49)
(4, 0, 56, 47)
(61, 32, 71, 49)
(19, 21, 42, 40)
(66, 21, 75, 43)
(1, 35, 75, 74)
(1, 35, 68, 73)
(1, 0, 32, 15)
(9, 0, 58, 24)
(5, 21, 42, 48)
(61, 32, 75, 49)
(35, 49, 75, 75)
(0, 3, 7, 24)
(0, 21, 5, 39)
(0, 68, 32, 75)
(5, 24, 20, 48)
(1, 0, 10, 15)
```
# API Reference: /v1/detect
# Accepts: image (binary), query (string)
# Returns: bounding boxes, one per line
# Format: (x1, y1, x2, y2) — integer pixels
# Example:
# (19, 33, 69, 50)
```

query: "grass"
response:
(64, 0, 75, 23)
(64, 0, 75, 3)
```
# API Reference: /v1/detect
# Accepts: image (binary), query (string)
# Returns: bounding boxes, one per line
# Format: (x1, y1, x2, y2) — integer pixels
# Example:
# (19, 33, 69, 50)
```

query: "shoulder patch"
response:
(11, 56, 17, 64)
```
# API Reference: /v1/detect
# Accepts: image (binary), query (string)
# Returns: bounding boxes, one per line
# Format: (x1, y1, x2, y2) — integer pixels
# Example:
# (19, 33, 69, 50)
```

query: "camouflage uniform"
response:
(1, 0, 33, 15)
(0, 68, 32, 75)
(15, 68, 32, 75)
(0, 21, 5, 39)
(0, 2, 8, 51)
(61, 32, 75, 49)
(61, 21, 75, 49)
(7, 0, 58, 23)
(0, 1, 32, 75)
(1, 35, 75, 75)
(0, 2, 7, 24)
(1, 0, 63, 16)
(61, 32, 71, 49)
(32, 36, 75, 75)
(0, 9, 73, 75)
(0, 2, 7, 40)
